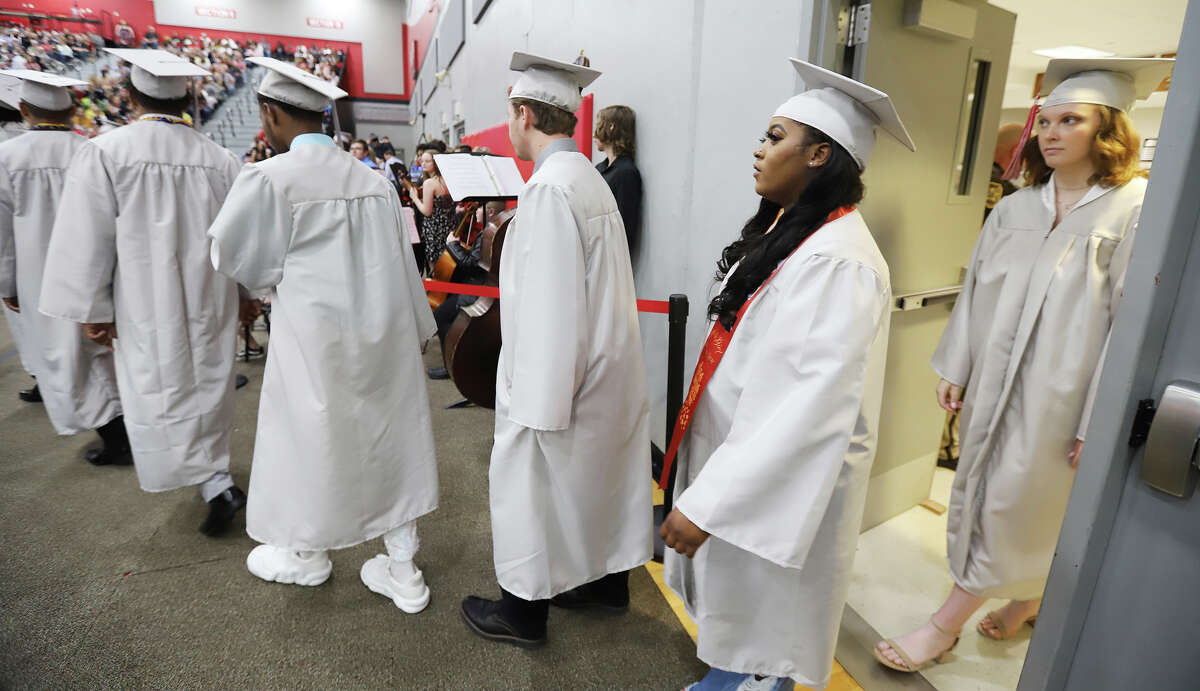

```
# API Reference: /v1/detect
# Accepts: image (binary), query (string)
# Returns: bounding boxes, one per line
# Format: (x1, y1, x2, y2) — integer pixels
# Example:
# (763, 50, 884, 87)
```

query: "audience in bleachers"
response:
(0, 24, 101, 74)
(2, 21, 348, 149)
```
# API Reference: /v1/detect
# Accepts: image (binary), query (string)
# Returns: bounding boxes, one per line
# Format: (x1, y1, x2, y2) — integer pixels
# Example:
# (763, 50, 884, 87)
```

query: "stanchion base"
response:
(652, 504, 667, 563)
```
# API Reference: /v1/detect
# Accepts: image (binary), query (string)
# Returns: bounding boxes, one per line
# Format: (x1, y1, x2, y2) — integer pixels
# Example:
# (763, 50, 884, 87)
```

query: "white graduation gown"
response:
(664, 211, 891, 688)
(207, 140, 439, 551)
(3, 305, 30, 374)
(39, 120, 242, 492)
(0, 130, 121, 434)
(931, 176, 1143, 600)
(491, 146, 652, 600)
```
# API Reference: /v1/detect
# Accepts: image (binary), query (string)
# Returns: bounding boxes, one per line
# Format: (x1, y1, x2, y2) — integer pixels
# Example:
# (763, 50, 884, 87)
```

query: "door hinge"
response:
(1128, 398, 1158, 448)
(849, 3, 871, 47)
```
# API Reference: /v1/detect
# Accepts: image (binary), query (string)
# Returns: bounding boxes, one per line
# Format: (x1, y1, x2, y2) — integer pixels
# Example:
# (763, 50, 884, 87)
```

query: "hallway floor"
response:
(846, 469, 1032, 690)
(0, 324, 706, 688)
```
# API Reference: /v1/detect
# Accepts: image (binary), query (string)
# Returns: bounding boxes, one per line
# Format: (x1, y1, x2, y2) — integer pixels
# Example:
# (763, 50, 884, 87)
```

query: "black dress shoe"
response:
(460, 596, 547, 648)
(427, 366, 450, 380)
(200, 486, 247, 536)
(85, 416, 133, 466)
(84, 446, 133, 466)
(18, 383, 41, 403)
(235, 374, 249, 390)
(550, 582, 630, 613)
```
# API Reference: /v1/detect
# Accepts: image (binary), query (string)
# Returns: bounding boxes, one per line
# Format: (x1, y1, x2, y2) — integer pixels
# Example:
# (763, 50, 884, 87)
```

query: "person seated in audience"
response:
(426, 201, 508, 381)
(350, 138, 382, 172)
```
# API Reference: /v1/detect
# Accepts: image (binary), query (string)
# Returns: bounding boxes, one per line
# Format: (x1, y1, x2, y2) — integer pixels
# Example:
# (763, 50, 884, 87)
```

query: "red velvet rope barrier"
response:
(423, 279, 670, 314)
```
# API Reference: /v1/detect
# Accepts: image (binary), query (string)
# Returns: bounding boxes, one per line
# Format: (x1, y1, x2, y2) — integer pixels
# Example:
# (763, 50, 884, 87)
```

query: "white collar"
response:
(1041, 171, 1112, 217)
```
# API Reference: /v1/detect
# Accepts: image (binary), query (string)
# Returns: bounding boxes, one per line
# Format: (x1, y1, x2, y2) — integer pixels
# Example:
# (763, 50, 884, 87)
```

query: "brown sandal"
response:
(873, 618, 960, 673)
(977, 610, 1038, 640)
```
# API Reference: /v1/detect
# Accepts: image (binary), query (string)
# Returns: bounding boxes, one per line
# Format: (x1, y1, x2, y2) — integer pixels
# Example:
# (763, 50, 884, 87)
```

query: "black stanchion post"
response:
(653, 293, 689, 562)
(663, 293, 688, 513)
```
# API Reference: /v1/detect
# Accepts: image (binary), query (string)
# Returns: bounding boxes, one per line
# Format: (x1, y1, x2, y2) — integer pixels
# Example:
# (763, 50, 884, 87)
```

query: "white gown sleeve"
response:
(387, 191, 436, 341)
(39, 142, 118, 323)
(930, 206, 1002, 387)
(207, 166, 291, 291)
(1076, 210, 1140, 441)
(0, 162, 15, 298)
(675, 255, 889, 570)
(506, 183, 585, 432)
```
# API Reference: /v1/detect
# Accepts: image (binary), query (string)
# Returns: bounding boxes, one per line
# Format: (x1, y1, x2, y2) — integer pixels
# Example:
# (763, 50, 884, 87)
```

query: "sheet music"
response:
(483, 156, 526, 197)
(433, 154, 497, 200)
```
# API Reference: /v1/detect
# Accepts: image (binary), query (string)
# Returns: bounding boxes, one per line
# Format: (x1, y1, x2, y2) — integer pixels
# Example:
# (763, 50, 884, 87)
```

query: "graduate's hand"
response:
(936, 379, 964, 413)
(238, 297, 262, 327)
(2, 296, 18, 313)
(660, 508, 709, 558)
(84, 322, 117, 350)
(1068, 439, 1084, 469)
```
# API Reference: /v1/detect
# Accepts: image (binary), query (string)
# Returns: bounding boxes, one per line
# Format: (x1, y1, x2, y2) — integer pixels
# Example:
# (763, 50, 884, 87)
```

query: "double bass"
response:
(426, 202, 480, 310)
(441, 205, 517, 408)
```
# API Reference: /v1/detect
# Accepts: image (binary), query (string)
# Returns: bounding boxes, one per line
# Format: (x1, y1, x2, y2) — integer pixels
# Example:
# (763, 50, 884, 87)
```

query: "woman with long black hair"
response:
(659, 59, 914, 691)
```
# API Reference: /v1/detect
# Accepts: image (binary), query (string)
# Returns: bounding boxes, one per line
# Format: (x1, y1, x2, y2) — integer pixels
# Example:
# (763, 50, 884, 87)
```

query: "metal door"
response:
(811, 0, 1018, 527)
(1020, 4, 1200, 689)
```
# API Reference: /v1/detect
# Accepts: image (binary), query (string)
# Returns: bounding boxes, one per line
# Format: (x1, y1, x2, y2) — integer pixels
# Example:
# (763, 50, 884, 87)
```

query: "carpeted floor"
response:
(0, 324, 706, 689)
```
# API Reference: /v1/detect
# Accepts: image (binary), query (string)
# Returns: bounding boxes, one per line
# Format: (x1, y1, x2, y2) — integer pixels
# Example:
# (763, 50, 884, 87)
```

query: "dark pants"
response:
(573, 570, 631, 602)
(500, 589, 550, 634)
(433, 295, 460, 346)
(501, 570, 630, 630)
(96, 415, 130, 452)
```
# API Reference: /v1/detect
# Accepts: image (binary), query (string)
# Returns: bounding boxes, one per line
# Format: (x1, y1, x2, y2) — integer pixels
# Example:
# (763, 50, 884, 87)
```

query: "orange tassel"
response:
(1001, 101, 1040, 181)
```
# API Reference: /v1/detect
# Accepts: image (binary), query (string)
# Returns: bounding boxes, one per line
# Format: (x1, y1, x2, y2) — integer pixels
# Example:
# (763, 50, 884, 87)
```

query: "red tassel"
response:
(1001, 101, 1040, 181)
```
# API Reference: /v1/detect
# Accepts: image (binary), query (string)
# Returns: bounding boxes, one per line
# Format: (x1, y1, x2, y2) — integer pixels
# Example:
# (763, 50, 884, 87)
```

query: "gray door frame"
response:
(1019, 2, 1200, 688)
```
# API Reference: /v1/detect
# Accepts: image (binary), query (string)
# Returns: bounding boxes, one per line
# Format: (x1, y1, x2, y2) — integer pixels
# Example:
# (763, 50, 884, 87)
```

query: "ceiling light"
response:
(1033, 46, 1116, 59)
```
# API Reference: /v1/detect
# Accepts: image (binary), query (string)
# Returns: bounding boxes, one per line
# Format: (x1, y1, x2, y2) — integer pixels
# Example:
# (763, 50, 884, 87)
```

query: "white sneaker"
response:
(359, 554, 430, 614)
(736, 676, 789, 691)
(246, 545, 332, 586)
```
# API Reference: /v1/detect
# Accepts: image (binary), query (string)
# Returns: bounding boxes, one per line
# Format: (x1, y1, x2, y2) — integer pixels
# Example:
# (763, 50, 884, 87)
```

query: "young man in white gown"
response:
(0, 70, 129, 465)
(207, 58, 438, 612)
(40, 49, 249, 536)
(460, 52, 652, 647)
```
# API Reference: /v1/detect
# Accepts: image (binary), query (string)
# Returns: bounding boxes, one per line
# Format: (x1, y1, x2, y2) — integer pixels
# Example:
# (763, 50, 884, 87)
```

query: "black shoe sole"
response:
(84, 449, 133, 466)
(459, 608, 547, 649)
(199, 514, 237, 537)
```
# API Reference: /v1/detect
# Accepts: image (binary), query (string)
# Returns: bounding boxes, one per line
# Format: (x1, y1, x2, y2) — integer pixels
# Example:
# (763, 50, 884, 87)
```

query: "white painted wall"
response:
(409, 0, 812, 445)
(152, 0, 408, 95)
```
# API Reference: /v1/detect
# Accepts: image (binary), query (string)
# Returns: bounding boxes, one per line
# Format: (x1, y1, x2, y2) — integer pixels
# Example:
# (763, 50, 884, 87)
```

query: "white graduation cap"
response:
(1041, 57, 1174, 113)
(774, 59, 915, 170)
(508, 51, 600, 113)
(104, 48, 209, 100)
(999, 56, 1175, 181)
(248, 56, 347, 112)
(0, 69, 87, 110)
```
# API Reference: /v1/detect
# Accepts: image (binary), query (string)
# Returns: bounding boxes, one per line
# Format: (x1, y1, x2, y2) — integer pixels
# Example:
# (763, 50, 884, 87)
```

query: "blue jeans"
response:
(686, 668, 791, 691)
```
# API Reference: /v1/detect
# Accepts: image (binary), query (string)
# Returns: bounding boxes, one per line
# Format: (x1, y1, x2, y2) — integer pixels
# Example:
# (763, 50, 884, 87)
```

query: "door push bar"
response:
(893, 285, 963, 312)
(1141, 381, 1200, 498)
